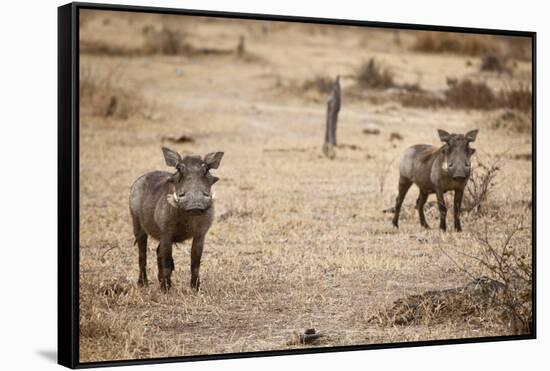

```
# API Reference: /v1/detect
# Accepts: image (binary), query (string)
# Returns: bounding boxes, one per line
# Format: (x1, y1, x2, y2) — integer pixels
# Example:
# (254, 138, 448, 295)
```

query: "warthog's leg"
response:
(453, 188, 464, 232)
(416, 191, 430, 229)
(132, 216, 148, 286)
(157, 238, 174, 292)
(136, 234, 148, 286)
(392, 176, 412, 228)
(190, 234, 205, 290)
(435, 189, 447, 231)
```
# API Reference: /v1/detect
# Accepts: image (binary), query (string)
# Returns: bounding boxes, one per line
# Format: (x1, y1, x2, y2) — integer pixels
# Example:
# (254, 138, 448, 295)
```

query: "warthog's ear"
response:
(204, 152, 224, 169)
(437, 129, 451, 142)
(465, 129, 479, 142)
(162, 147, 182, 167)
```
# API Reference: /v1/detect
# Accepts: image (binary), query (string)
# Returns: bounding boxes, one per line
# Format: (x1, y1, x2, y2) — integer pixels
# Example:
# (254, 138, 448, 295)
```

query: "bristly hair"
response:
(419, 144, 447, 163)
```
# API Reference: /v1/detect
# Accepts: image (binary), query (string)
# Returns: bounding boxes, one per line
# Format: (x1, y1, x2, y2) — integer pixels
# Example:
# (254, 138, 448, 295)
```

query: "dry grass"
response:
(498, 83, 532, 113)
(412, 32, 498, 56)
(79, 65, 143, 119)
(142, 26, 192, 55)
(355, 58, 395, 89)
(480, 54, 510, 73)
(78, 10, 533, 363)
(487, 109, 532, 134)
(302, 75, 336, 95)
(401, 79, 533, 114)
(444, 79, 497, 110)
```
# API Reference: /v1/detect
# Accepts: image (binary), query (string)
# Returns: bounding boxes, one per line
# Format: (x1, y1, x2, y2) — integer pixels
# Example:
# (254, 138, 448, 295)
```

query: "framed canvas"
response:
(58, 2, 536, 368)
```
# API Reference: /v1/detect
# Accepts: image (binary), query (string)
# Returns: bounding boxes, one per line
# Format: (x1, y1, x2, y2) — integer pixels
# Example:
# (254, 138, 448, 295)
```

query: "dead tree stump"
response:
(323, 75, 341, 159)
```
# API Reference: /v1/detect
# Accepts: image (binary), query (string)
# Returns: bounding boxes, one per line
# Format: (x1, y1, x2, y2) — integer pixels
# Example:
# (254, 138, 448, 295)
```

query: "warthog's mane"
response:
(419, 144, 447, 163)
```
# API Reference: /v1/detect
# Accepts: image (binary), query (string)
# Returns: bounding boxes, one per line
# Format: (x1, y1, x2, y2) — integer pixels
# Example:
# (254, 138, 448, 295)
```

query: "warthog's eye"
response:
(178, 192, 186, 198)
(202, 191, 211, 197)
(465, 162, 471, 167)
(448, 162, 454, 168)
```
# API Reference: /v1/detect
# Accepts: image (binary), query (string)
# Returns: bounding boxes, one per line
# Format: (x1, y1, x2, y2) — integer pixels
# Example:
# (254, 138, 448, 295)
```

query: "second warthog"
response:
(129, 147, 224, 291)
(392, 129, 478, 231)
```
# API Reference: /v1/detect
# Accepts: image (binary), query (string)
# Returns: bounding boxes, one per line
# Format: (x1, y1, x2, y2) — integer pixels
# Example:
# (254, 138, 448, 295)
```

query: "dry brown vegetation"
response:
(79, 65, 143, 119)
(355, 58, 396, 89)
(411, 31, 532, 61)
(412, 32, 497, 56)
(302, 75, 337, 95)
(463, 157, 501, 214)
(79, 10, 533, 363)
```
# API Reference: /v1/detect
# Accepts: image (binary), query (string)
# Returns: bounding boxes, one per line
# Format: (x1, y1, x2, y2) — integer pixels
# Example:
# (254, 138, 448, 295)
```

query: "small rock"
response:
(411, 234, 428, 243)
(363, 124, 381, 135)
(390, 132, 403, 141)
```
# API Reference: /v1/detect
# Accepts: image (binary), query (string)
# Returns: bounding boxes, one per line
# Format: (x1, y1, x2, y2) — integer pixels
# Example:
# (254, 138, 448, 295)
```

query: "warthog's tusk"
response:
(441, 160, 448, 171)
(167, 192, 179, 207)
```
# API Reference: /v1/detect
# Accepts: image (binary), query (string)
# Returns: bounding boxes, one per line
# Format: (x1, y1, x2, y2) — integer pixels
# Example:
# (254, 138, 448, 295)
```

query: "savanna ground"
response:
(79, 10, 533, 362)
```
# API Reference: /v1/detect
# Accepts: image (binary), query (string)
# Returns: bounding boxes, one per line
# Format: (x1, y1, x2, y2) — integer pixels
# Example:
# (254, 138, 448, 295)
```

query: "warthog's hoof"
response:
(159, 279, 172, 292)
(190, 277, 200, 291)
(137, 278, 148, 287)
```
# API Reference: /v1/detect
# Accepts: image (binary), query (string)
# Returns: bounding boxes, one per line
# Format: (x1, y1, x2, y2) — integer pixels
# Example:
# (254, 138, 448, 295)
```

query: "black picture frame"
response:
(58, 2, 536, 369)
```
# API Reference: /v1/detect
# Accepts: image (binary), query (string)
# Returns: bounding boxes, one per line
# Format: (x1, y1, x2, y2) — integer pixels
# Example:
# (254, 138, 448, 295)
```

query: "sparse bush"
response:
(445, 79, 497, 110)
(480, 54, 509, 73)
(488, 109, 532, 134)
(302, 75, 335, 94)
(356, 58, 395, 89)
(379, 219, 533, 334)
(143, 26, 192, 55)
(412, 32, 498, 56)
(471, 222, 532, 334)
(80, 65, 142, 119)
(503, 36, 532, 61)
(398, 91, 445, 109)
(498, 83, 532, 113)
(463, 157, 501, 214)
(371, 277, 506, 326)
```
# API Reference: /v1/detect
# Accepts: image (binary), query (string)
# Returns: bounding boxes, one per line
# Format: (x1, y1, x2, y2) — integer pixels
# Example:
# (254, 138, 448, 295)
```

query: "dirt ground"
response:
(78, 10, 533, 362)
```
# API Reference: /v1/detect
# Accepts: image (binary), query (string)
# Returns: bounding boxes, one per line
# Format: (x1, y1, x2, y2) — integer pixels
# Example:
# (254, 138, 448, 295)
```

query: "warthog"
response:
(392, 129, 478, 231)
(129, 147, 224, 291)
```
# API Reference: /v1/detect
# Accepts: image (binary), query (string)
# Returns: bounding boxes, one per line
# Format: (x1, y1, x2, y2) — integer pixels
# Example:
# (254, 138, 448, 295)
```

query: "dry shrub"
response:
(503, 36, 532, 61)
(80, 39, 133, 56)
(498, 83, 532, 113)
(392, 79, 532, 115)
(372, 277, 506, 326)
(444, 79, 532, 113)
(398, 91, 445, 109)
(412, 32, 498, 56)
(80, 65, 142, 119)
(142, 26, 192, 55)
(445, 79, 497, 110)
(480, 54, 510, 73)
(463, 157, 501, 214)
(302, 75, 335, 94)
(355, 58, 395, 89)
(488, 109, 532, 134)
(374, 220, 532, 335)
(473, 223, 532, 334)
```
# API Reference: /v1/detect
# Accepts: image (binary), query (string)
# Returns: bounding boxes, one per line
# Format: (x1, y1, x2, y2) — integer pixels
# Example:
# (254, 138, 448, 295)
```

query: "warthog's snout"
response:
(176, 191, 213, 212)
(448, 161, 471, 180)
